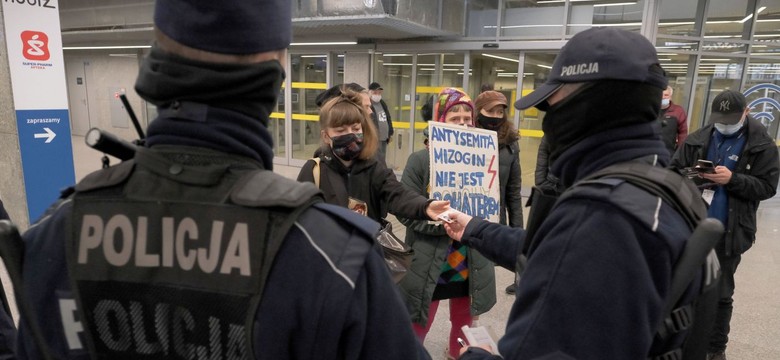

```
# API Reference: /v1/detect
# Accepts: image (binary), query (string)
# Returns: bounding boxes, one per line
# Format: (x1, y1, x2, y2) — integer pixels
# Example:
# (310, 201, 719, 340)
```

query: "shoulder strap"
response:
(312, 157, 321, 188)
(581, 162, 706, 229)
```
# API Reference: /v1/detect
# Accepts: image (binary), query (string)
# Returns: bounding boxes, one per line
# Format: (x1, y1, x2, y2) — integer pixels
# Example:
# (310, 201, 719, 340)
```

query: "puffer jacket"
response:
(397, 149, 496, 327)
(671, 117, 779, 256)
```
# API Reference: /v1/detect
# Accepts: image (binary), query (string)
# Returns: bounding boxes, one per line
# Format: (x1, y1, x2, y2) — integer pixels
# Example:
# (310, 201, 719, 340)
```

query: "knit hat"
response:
(154, 0, 291, 55)
(433, 88, 474, 123)
(475, 91, 508, 113)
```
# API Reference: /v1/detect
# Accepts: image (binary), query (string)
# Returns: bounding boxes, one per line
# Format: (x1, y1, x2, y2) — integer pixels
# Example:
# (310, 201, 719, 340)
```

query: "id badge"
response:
(701, 189, 715, 206)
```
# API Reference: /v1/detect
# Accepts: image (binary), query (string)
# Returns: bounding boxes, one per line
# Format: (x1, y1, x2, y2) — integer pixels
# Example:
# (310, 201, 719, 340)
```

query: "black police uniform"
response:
(18, 137, 429, 360)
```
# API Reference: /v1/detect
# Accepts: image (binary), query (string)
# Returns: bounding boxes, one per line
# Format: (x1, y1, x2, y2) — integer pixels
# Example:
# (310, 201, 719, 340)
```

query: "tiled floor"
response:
(4, 137, 777, 359)
(279, 162, 780, 360)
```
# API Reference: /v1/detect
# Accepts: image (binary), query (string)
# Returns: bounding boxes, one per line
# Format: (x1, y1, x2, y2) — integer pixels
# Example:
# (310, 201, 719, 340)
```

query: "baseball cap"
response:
(475, 91, 508, 113)
(515, 27, 668, 110)
(154, 0, 291, 55)
(710, 90, 747, 125)
(369, 82, 383, 91)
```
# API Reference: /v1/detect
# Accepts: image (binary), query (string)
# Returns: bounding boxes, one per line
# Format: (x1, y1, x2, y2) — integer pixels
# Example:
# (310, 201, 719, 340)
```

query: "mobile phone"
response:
(695, 159, 715, 174)
(457, 337, 468, 347)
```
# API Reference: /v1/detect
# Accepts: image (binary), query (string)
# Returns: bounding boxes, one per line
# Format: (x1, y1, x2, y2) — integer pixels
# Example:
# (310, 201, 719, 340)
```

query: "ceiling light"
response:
(291, 41, 357, 46)
(482, 53, 519, 63)
(537, 64, 553, 69)
(738, 14, 754, 24)
(593, 2, 637, 7)
(63, 45, 151, 50)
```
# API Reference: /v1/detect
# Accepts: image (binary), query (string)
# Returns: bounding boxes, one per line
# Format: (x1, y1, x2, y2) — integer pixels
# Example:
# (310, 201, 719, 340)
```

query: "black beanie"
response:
(154, 0, 291, 55)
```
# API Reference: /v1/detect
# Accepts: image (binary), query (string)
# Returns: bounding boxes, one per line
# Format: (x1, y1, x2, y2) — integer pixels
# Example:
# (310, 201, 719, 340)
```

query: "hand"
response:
(443, 209, 472, 241)
(387, 136, 392, 144)
(699, 165, 732, 185)
(459, 344, 494, 356)
(425, 200, 450, 220)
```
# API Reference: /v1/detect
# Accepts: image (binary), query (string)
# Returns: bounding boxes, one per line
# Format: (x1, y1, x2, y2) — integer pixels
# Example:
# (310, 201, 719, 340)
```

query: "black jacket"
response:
(498, 141, 523, 228)
(534, 136, 563, 192)
(18, 146, 431, 360)
(298, 146, 430, 223)
(671, 117, 779, 256)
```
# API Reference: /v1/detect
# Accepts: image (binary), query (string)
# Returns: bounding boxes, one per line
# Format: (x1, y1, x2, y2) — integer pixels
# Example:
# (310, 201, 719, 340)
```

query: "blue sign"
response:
(16, 109, 75, 222)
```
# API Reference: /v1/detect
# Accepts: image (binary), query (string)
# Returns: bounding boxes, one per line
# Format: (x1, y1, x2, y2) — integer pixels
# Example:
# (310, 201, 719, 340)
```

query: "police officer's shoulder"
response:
(74, 160, 135, 193)
(561, 178, 661, 231)
(294, 203, 382, 288)
(231, 170, 321, 208)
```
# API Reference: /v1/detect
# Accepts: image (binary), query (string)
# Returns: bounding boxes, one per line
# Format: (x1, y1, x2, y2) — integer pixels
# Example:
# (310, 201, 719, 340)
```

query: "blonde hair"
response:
(319, 89, 378, 160)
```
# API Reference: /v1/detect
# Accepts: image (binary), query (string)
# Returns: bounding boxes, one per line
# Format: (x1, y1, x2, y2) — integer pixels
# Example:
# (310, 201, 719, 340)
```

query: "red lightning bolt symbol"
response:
(488, 155, 497, 189)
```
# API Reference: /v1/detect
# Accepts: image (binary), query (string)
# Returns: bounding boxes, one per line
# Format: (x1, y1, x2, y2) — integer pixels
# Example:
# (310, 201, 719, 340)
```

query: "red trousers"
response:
(412, 296, 473, 359)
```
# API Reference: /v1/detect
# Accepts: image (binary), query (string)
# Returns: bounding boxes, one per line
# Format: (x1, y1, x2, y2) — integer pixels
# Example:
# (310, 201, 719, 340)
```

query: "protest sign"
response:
(428, 121, 500, 223)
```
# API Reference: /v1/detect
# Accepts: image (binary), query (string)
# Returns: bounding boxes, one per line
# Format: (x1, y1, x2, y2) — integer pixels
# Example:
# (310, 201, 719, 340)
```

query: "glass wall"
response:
(288, 54, 328, 161)
(518, 53, 556, 188)
(501, 1, 566, 38)
(268, 0, 780, 179)
(372, 52, 468, 172)
(467, 0, 499, 37)
(568, 0, 645, 35)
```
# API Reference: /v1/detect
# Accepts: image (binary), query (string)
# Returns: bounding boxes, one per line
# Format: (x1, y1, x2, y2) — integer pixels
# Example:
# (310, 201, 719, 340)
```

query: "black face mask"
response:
(540, 81, 661, 164)
(330, 133, 364, 161)
(477, 114, 504, 130)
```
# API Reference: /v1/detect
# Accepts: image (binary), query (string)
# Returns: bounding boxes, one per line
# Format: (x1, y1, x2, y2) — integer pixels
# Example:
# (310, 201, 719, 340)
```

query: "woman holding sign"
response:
(397, 88, 496, 360)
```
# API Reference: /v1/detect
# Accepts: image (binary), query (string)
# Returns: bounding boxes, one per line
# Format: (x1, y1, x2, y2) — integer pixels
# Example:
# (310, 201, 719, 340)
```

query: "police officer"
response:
(442, 28, 709, 359)
(16, 1, 431, 359)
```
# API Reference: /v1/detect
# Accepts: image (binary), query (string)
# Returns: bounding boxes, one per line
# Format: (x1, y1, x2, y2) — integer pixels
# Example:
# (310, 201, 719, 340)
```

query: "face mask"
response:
(477, 114, 504, 130)
(330, 133, 364, 161)
(714, 117, 745, 136)
(661, 99, 670, 107)
(370, 95, 382, 103)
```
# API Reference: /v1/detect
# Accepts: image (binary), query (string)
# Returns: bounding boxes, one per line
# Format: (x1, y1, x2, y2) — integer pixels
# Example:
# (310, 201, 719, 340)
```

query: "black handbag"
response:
(376, 221, 414, 284)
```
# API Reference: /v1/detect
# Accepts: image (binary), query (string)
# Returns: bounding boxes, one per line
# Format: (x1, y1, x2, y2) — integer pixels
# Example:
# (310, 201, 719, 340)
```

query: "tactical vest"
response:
(67, 147, 322, 359)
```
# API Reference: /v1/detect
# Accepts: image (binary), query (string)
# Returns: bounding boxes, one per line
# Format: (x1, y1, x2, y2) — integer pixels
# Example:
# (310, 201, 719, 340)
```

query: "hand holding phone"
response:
(694, 159, 715, 174)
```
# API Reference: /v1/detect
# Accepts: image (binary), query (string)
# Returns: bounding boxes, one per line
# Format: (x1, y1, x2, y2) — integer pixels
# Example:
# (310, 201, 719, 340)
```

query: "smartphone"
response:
(695, 159, 715, 174)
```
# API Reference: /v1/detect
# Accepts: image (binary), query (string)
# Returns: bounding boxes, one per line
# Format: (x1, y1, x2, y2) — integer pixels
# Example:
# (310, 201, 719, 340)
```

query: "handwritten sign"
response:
(429, 121, 500, 223)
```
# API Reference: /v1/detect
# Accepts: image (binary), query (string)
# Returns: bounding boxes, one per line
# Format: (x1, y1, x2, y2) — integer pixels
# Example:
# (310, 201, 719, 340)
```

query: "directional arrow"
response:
(34, 127, 56, 143)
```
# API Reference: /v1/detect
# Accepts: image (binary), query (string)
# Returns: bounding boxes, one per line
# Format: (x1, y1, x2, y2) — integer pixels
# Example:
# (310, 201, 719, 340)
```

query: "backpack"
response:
(520, 161, 722, 360)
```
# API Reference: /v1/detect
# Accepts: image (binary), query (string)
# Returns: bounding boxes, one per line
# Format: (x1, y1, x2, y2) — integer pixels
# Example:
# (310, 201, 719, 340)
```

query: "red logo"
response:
(21, 31, 50, 61)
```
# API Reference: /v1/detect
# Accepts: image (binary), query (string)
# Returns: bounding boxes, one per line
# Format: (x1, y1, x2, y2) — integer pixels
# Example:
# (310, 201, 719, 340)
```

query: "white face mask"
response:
(714, 117, 745, 135)
(370, 94, 382, 103)
(661, 99, 670, 107)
